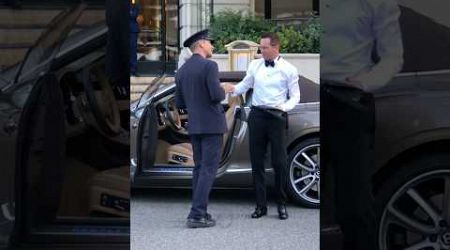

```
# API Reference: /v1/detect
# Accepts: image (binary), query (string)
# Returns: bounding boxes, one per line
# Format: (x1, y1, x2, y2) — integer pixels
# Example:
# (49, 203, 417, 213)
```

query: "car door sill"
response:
(142, 166, 193, 175)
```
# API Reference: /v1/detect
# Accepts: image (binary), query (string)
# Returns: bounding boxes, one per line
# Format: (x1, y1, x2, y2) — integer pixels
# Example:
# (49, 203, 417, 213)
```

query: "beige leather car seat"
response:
(87, 166, 130, 217)
(166, 95, 241, 166)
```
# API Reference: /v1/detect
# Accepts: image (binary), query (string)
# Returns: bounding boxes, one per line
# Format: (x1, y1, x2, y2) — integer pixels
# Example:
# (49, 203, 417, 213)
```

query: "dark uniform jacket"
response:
(130, 3, 140, 33)
(175, 54, 227, 134)
(105, 0, 130, 84)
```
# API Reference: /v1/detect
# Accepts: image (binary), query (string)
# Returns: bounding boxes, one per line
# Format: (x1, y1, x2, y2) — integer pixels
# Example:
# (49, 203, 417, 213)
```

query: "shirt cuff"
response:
(276, 105, 286, 112)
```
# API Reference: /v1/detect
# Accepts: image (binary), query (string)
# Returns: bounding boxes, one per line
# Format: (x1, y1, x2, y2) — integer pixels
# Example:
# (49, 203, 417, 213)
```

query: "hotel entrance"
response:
(137, 0, 179, 75)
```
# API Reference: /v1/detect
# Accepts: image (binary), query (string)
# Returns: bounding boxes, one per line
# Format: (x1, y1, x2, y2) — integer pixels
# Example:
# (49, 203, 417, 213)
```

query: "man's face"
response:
(200, 39, 214, 58)
(259, 38, 279, 60)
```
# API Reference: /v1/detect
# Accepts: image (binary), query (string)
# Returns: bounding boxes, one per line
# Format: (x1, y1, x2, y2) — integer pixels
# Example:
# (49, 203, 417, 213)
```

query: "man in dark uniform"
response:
(105, 0, 130, 98)
(175, 29, 232, 228)
(129, 0, 142, 76)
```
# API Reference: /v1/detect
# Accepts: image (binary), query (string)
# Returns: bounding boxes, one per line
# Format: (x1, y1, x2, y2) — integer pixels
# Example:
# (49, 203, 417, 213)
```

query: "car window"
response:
(398, 0, 450, 73)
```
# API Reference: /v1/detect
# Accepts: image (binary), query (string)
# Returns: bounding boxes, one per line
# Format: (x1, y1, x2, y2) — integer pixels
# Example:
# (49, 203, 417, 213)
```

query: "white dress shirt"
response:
(232, 57, 300, 112)
(321, 0, 403, 91)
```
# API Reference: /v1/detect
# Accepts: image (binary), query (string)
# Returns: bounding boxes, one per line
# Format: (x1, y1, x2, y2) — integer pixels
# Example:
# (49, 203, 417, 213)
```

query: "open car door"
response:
(10, 4, 128, 248)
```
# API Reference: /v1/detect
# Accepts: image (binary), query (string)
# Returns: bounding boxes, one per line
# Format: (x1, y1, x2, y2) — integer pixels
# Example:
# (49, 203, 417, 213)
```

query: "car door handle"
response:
(234, 122, 247, 142)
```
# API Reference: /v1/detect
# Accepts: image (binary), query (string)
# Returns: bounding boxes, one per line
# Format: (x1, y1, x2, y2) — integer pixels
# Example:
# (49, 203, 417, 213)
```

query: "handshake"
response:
(221, 82, 235, 94)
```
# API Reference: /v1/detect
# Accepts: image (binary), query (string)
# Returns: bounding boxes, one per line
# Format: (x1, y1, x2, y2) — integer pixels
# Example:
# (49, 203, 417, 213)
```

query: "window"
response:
(398, 2, 450, 72)
(272, 0, 314, 19)
(254, 0, 318, 20)
(138, 0, 163, 62)
(137, 0, 180, 74)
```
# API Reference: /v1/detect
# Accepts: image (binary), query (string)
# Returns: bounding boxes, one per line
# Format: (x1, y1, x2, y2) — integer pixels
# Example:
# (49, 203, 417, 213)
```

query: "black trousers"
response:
(188, 134, 223, 219)
(248, 108, 288, 207)
(320, 81, 376, 250)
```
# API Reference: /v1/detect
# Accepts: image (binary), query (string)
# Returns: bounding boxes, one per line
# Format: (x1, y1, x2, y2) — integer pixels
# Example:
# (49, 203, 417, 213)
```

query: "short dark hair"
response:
(261, 32, 280, 46)
(190, 40, 201, 51)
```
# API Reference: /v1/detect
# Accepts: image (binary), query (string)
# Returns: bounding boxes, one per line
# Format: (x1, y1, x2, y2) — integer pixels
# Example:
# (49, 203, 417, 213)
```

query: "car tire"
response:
(374, 153, 450, 250)
(287, 137, 320, 208)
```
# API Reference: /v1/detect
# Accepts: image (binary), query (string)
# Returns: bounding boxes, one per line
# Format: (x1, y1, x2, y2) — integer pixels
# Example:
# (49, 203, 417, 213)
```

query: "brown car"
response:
(322, 2, 450, 249)
(130, 72, 321, 208)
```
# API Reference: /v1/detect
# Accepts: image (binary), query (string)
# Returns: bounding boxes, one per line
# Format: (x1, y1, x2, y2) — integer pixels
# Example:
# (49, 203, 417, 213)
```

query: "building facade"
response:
(138, 0, 319, 75)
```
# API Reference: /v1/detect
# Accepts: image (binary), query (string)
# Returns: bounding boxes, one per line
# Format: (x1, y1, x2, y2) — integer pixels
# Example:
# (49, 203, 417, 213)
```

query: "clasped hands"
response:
(221, 82, 235, 94)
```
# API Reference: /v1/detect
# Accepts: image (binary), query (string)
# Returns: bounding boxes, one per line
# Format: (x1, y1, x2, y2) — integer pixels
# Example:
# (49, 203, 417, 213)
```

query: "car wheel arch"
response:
(287, 131, 320, 154)
(373, 149, 450, 250)
(372, 139, 450, 195)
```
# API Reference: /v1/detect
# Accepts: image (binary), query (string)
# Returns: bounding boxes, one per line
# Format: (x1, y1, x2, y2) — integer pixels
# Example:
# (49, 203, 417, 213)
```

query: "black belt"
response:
(251, 105, 283, 112)
(251, 105, 288, 131)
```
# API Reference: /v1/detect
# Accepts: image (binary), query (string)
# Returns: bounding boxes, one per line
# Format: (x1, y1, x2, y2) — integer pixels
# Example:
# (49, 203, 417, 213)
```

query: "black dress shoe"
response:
(186, 216, 216, 228)
(278, 204, 288, 220)
(251, 207, 267, 218)
(186, 213, 211, 220)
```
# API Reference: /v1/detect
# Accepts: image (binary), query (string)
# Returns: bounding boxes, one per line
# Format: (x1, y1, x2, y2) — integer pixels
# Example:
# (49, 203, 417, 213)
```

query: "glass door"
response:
(137, 0, 179, 75)
(164, 0, 179, 73)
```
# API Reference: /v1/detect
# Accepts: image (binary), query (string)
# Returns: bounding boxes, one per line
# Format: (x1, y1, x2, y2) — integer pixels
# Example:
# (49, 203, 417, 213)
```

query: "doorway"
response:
(137, 0, 179, 75)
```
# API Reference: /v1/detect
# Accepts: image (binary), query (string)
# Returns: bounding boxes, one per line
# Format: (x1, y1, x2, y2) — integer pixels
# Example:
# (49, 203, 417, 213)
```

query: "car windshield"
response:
(399, 1, 450, 72)
(0, 4, 85, 92)
(136, 75, 175, 109)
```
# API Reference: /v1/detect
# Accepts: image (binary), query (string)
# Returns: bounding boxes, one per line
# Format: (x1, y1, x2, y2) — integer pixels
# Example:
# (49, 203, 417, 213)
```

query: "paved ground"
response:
(131, 189, 319, 250)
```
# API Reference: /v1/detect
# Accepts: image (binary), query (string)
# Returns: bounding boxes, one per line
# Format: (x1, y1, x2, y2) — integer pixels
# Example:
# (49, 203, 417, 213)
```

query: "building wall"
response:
(212, 0, 253, 14)
(179, 0, 210, 47)
(180, 0, 253, 49)
(0, 7, 104, 69)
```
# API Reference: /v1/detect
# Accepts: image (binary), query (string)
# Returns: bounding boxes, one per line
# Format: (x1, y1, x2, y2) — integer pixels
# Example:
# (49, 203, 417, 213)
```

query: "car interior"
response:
(24, 53, 131, 222)
(152, 83, 245, 167)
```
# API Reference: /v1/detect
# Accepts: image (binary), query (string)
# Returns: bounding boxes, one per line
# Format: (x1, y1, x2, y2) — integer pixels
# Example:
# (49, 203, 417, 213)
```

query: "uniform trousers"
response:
(188, 134, 223, 219)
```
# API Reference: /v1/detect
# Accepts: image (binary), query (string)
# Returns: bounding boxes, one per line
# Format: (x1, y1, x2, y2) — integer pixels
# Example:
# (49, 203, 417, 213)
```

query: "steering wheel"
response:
(81, 63, 121, 136)
(163, 96, 188, 135)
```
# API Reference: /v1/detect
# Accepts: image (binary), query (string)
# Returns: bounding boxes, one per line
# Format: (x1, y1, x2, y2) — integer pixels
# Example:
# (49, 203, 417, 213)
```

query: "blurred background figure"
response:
(105, 0, 130, 99)
(130, 0, 143, 76)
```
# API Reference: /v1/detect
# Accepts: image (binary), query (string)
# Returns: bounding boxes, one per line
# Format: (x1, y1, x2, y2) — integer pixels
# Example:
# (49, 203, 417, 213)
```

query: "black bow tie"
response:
(264, 60, 275, 67)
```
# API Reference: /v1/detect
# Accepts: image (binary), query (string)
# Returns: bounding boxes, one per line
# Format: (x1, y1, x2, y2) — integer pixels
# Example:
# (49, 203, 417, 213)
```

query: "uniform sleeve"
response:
(206, 61, 225, 103)
(175, 73, 186, 109)
(279, 67, 300, 112)
(232, 60, 255, 96)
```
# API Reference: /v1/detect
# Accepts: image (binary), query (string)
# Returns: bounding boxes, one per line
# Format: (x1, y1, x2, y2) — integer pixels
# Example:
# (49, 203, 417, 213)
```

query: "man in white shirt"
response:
(321, 0, 403, 91)
(320, 0, 403, 249)
(225, 32, 300, 220)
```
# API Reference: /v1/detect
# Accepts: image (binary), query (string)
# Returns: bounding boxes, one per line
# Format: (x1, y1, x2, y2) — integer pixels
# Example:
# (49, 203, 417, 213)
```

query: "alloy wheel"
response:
(289, 143, 320, 205)
(379, 170, 450, 250)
